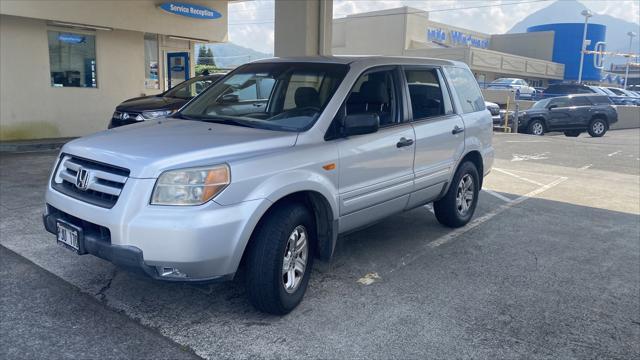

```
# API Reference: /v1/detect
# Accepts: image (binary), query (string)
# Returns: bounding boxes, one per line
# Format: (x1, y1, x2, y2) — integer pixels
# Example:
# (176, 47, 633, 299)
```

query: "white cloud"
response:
(227, 0, 640, 54)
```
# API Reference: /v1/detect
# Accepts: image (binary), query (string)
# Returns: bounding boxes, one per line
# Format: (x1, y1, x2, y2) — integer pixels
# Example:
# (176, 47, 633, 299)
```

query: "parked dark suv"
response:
(108, 74, 225, 128)
(517, 94, 617, 137)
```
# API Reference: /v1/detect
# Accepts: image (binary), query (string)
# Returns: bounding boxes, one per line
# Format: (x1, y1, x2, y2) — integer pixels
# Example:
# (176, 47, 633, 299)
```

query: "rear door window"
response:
(404, 68, 453, 119)
(444, 66, 484, 113)
(571, 97, 591, 106)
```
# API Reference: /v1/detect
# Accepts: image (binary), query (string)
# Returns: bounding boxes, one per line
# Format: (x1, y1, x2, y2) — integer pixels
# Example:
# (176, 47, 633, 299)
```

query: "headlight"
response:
(150, 164, 230, 206)
(142, 109, 175, 119)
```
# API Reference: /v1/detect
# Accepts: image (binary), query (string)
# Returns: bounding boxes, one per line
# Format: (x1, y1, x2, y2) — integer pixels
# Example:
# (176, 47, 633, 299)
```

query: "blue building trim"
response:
(527, 23, 606, 82)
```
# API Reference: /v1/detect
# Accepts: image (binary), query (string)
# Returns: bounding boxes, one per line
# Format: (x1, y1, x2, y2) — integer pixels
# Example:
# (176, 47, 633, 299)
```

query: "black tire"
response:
(528, 119, 545, 136)
(245, 202, 314, 315)
(434, 161, 480, 228)
(564, 130, 581, 137)
(587, 118, 608, 137)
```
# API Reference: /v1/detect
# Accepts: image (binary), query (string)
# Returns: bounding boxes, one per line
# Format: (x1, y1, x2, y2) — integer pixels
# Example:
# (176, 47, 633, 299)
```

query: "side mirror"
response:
(343, 113, 379, 136)
(217, 93, 239, 104)
(548, 104, 558, 110)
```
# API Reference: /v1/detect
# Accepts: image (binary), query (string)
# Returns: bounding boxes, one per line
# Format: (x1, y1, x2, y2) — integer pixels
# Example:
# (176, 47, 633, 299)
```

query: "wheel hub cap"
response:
(282, 225, 308, 294)
(533, 123, 543, 135)
(456, 174, 474, 216)
(593, 122, 604, 134)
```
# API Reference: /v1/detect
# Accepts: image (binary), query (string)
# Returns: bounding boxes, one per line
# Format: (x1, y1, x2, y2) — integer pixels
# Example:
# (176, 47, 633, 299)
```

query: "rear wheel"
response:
(528, 119, 545, 136)
(588, 118, 607, 137)
(245, 203, 314, 315)
(434, 161, 480, 228)
(564, 130, 581, 137)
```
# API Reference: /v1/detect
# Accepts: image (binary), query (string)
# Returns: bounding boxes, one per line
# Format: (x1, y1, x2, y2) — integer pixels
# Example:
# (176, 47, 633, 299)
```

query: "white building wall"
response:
(1, 15, 146, 140)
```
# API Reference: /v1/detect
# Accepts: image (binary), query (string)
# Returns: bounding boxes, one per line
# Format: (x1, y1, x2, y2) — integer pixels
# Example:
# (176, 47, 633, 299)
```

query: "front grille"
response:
(51, 155, 130, 209)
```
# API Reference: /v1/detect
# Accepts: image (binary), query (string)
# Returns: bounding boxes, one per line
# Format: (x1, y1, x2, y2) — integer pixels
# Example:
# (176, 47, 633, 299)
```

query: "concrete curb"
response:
(0, 138, 74, 153)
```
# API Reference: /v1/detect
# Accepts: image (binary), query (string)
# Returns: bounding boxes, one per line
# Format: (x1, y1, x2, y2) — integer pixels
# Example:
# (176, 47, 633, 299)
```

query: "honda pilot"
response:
(43, 57, 494, 314)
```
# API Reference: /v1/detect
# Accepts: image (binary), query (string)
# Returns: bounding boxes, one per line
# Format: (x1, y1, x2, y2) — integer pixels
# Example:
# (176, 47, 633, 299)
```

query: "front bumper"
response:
(45, 178, 269, 282)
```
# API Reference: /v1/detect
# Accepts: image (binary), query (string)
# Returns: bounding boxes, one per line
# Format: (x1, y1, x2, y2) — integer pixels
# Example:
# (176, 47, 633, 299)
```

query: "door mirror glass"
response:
(218, 93, 239, 104)
(343, 113, 379, 136)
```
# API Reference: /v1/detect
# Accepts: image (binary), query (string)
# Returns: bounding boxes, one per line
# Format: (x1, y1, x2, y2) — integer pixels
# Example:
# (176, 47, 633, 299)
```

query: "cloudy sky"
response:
(228, 0, 640, 54)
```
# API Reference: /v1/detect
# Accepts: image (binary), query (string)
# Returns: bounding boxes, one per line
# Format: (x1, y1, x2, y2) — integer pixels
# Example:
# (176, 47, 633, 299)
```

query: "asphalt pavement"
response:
(0, 246, 200, 360)
(1, 129, 638, 359)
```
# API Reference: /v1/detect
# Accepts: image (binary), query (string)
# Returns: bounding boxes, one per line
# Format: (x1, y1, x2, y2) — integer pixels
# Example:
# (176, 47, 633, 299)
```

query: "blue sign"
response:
(427, 28, 447, 43)
(159, 2, 222, 20)
(450, 31, 489, 49)
(58, 33, 85, 44)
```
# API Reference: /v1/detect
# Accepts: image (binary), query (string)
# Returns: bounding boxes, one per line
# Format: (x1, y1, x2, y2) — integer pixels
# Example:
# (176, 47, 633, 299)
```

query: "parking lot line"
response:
(493, 167, 546, 186)
(384, 176, 568, 276)
(482, 189, 513, 203)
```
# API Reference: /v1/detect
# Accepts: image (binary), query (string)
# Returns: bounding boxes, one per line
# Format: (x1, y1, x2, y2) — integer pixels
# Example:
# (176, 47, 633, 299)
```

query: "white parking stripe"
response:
(608, 151, 621, 157)
(579, 164, 592, 170)
(482, 189, 513, 203)
(493, 167, 546, 186)
(388, 176, 568, 274)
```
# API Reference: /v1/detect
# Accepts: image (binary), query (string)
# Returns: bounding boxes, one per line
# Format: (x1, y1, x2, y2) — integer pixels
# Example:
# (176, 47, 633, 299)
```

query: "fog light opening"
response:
(158, 266, 188, 278)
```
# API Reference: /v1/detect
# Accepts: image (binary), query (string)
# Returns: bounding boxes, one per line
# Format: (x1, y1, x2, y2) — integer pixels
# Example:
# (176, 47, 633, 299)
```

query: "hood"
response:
(62, 119, 298, 178)
(116, 96, 188, 112)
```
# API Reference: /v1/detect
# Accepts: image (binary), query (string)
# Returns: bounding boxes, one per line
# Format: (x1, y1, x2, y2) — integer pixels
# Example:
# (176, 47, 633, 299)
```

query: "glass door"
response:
(166, 52, 190, 89)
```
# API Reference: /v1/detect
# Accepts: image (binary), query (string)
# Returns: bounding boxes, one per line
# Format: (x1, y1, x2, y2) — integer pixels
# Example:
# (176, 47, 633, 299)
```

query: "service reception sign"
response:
(159, 2, 222, 19)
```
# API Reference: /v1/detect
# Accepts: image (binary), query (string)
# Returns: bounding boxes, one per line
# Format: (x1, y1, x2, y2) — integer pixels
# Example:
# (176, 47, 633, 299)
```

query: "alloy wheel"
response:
(456, 174, 474, 216)
(282, 225, 308, 294)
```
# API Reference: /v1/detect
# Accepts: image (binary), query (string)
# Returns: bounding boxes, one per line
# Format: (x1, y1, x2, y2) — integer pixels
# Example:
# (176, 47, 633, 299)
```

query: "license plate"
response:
(56, 221, 81, 252)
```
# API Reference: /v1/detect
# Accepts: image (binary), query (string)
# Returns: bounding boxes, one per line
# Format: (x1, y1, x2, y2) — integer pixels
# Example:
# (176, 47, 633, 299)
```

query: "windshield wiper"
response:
(197, 117, 253, 128)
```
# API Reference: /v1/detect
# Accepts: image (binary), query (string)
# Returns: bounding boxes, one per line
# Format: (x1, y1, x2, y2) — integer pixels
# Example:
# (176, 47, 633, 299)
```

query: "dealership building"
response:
(0, 0, 232, 141)
(333, 7, 588, 88)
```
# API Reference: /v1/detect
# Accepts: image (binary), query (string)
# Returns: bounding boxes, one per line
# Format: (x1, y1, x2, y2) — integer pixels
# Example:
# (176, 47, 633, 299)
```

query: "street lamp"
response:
(623, 31, 637, 89)
(577, 9, 593, 84)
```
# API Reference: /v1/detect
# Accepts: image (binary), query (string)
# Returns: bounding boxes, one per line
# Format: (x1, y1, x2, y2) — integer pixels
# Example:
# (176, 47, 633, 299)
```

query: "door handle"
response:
(452, 126, 465, 135)
(252, 103, 263, 107)
(396, 137, 414, 148)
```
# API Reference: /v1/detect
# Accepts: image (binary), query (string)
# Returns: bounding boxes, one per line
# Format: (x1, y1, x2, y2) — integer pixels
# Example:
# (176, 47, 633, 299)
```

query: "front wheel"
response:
(434, 161, 480, 228)
(588, 118, 607, 137)
(245, 203, 314, 315)
(528, 119, 545, 136)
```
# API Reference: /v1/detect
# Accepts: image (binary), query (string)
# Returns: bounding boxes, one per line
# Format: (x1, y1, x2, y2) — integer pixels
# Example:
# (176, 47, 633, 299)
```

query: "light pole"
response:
(577, 9, 593, 84)
(623, 31, 637, 89)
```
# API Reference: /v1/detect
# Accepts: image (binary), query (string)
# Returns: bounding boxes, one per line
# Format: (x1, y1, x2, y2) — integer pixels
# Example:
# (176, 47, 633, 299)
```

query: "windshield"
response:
(531, 98, 551, 109)
(178, 62, 349, 132)
(164, 76, 221, 99)
(599, 87, 617, 96)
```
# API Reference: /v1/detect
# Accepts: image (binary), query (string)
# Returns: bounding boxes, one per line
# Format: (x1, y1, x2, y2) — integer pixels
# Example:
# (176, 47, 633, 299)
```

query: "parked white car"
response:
(487, 78, 536, 99)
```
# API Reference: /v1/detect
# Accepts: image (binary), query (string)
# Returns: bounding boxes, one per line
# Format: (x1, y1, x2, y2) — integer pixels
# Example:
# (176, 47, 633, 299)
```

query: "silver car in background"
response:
(43, 56, 493, 314)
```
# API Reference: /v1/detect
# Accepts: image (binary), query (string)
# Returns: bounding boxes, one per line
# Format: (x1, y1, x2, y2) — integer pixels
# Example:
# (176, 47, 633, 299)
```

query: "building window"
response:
(48, 31, 97, 88)
(144, 33, 159, 89)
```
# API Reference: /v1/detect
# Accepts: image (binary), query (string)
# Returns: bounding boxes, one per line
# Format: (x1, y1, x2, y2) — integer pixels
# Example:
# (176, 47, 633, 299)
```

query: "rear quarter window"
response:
(588, 95, 613, 105)
(444, 66, 485, 113)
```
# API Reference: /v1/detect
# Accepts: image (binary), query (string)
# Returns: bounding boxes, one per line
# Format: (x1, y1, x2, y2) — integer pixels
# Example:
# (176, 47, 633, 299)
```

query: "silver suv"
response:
(44, 57, 493, 314)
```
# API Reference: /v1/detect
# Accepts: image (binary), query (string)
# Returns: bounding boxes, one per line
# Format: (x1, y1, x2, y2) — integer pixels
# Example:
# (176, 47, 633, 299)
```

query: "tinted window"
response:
(165, 78, 217, 99)
(588, 95, 613, 105)
(549, 98, 570, 108)
(445, 66, 485, 113)
(571, 97, 591, 106)
(405, 68, 452, 119)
